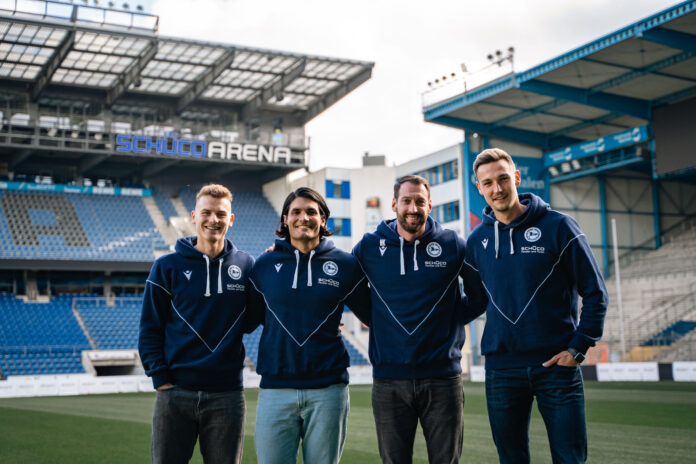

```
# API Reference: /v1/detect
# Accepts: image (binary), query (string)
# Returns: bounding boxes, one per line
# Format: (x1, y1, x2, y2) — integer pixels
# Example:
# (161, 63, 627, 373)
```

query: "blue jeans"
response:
(372, 375, 464, 464)
(485, 365, 587, 464)
(254, 383, 349, 464)
(151, 387, 245, 464)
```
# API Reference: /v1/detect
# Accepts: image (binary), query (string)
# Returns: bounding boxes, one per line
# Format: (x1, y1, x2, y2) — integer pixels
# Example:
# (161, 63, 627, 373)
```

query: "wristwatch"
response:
(567, 347, 585, 364)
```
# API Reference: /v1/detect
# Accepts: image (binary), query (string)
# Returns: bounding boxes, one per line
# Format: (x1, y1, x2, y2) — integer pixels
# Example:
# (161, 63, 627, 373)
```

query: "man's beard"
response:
(397, 212, 426, 234)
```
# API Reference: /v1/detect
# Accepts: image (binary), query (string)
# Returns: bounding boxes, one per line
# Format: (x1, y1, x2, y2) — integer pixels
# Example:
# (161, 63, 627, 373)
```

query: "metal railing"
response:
(0, 0, 159, 32)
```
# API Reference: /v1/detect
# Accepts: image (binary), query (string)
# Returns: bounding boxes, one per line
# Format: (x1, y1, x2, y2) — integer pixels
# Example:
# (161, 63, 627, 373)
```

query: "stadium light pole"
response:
(611, 218, 627, 361)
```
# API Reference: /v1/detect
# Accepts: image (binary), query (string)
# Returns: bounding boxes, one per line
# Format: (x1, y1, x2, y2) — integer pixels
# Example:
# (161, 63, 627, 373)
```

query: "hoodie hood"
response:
(273, 237, 335, 289)
(175, 236, 236, 296)
(375, 216, 438, 275)
(481, 193, 550, 259)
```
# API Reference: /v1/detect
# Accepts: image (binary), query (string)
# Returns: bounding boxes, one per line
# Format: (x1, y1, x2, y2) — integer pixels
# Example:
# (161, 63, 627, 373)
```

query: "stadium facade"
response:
(0, 0, 373, 383)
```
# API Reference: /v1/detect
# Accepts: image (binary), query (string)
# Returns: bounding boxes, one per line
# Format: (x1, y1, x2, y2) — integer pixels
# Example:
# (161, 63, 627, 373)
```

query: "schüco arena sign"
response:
(115, 135, 293, 165)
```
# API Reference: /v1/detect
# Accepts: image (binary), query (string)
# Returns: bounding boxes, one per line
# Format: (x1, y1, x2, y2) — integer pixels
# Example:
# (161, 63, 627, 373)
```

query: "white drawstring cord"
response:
(217, 259, 223, 293)
(307, 250, 315, 286)
(399, 237, 405, 275)
(494, 221, 500, 259)
(292, 250, 300, 289)
(413, 240, 420, 271)
(203, 255, 211, 297)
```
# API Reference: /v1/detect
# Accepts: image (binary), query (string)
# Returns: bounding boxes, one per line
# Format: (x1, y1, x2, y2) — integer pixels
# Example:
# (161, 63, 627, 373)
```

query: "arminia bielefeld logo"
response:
(524, 227, 542, 242)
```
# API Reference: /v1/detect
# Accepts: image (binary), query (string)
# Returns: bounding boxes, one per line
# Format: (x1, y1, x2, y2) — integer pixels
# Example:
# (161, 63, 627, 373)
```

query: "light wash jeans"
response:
(151, 386, 245, 464)
(254, 383, 349, 464)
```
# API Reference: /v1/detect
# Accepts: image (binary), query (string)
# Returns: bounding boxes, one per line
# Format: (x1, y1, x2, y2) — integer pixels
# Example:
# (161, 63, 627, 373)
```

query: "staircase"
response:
(142, 196, 178, 247)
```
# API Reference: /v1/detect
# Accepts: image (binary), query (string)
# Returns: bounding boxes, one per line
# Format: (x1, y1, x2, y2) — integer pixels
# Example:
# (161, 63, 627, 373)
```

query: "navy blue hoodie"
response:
(248, 238, 370, 389)
(353, 216, 486, 379)
(465, 193, 608, 369)
(138, 237, 254, 391)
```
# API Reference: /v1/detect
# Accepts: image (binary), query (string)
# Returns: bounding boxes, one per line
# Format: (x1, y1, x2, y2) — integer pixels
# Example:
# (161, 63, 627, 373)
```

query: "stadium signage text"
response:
(544, 125, 649, 168)
(115, 135, 292, 165)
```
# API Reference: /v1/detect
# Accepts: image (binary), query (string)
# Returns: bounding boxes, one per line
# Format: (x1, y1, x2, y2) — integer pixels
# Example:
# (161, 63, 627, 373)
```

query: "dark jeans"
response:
(485, 365, 587, 464)
(372, 375, 464, 464)
(151, 386, 245, 464)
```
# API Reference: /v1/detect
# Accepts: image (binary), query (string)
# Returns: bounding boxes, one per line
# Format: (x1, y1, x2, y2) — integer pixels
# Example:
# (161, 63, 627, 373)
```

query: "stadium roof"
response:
(0, 1, 373, 123)
(423, 1, 696, 151)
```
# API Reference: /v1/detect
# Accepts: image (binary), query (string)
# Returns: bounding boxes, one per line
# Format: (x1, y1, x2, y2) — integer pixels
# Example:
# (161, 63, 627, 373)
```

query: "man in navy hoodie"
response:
(139, 184, 253, 464)
(247, 187, 370, 464)
(352, 174, 486, 464)
(466, 148, 608, 464)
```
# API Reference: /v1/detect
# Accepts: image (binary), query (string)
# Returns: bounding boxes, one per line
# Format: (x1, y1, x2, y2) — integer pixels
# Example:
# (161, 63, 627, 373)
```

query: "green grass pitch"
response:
(1, 381, 695, 463)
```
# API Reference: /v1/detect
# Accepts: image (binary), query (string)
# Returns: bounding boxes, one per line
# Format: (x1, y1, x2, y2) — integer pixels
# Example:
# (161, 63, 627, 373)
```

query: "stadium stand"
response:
(0, 293, 91, 376)
(0, 190, 166, 262)
(74, 297, 141, 350)
(603, 219, 696, 361)
(152, 189, 179, 224)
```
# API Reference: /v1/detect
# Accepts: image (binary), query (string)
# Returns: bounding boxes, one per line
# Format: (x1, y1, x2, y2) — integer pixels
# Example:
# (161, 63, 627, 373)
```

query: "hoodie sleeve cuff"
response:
(152, 371, 172, 389)
(569, 334, 593, 355)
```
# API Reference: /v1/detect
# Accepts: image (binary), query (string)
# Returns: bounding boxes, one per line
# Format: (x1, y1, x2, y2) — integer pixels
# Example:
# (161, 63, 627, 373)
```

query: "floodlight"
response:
(94, 133, 103, 141)
(548, 166, 559, 176)
(571, 159, 581, 170)
(560, 162, 571, 173)
(47, 128, 57, 137)
(71, 131, 79, 139)
(460, 63, 468, 73)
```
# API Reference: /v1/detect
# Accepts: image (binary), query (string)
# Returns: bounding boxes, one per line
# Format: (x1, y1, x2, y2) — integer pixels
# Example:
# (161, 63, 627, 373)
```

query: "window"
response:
(412, 159, 458, 187)
(431, 200, 460, 223)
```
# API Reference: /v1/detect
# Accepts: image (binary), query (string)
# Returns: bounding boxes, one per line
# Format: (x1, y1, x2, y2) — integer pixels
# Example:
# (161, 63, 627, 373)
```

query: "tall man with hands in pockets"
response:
(465, 148, 608, 464)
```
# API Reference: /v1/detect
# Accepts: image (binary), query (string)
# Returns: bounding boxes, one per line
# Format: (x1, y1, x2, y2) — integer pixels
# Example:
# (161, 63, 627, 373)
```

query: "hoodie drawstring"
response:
(217, 259, 223, 293)
(413, 240, 420, 271)
(307, 250, 315, 286)
(203, 255, 211, 297)
(494, 221, 500, 259)
(509, 228, 515, 255)
(292, 250, 300, 289)
(399, 237, 405, 275)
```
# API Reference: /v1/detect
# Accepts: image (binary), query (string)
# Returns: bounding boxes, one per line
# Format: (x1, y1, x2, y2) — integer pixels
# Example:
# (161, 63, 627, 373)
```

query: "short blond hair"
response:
(473, 148, 516, 178)
(196, 184, 233, 203)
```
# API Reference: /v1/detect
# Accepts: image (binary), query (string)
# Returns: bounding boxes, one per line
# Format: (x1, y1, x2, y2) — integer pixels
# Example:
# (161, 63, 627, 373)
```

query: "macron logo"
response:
(379, 239, 387, 256)
(183, 270, 192, 280)
(274, 263, 283, 272)
(482, 238, 488, 249)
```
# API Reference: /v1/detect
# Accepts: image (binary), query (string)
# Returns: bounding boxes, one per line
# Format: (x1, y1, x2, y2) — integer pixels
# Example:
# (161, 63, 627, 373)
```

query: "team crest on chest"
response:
(426, 242, 442, 258)
(379, 239, 387, 256)
(227, 265, 242, 280)
(524, 227, 542, 242)
(323, 261, 338, 276)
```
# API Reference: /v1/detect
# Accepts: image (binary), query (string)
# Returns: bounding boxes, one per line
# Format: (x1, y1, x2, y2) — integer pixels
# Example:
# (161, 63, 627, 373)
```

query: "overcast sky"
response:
(149, 0, 678, 171)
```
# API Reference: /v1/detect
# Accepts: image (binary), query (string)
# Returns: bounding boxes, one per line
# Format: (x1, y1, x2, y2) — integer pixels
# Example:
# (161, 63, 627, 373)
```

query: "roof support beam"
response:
(432, 115, 579, 149)
(519, 79, 651, 119)
(589, 50, 695, 94)
(31, 30, 75, 100)
(301, 66, 372, 124)
(491, 99, 568, 127)
(641, 27, 696, 54)
(106, 39, 158, 107)
(176, 48, 236, 113)
(547, 113, 623, 139)
(243, 59, 306, 117)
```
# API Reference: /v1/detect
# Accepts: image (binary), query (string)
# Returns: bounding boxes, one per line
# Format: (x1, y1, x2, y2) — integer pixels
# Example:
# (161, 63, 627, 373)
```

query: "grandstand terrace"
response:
(0, 0, 373, 380)
(424, 0, 696, 364)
